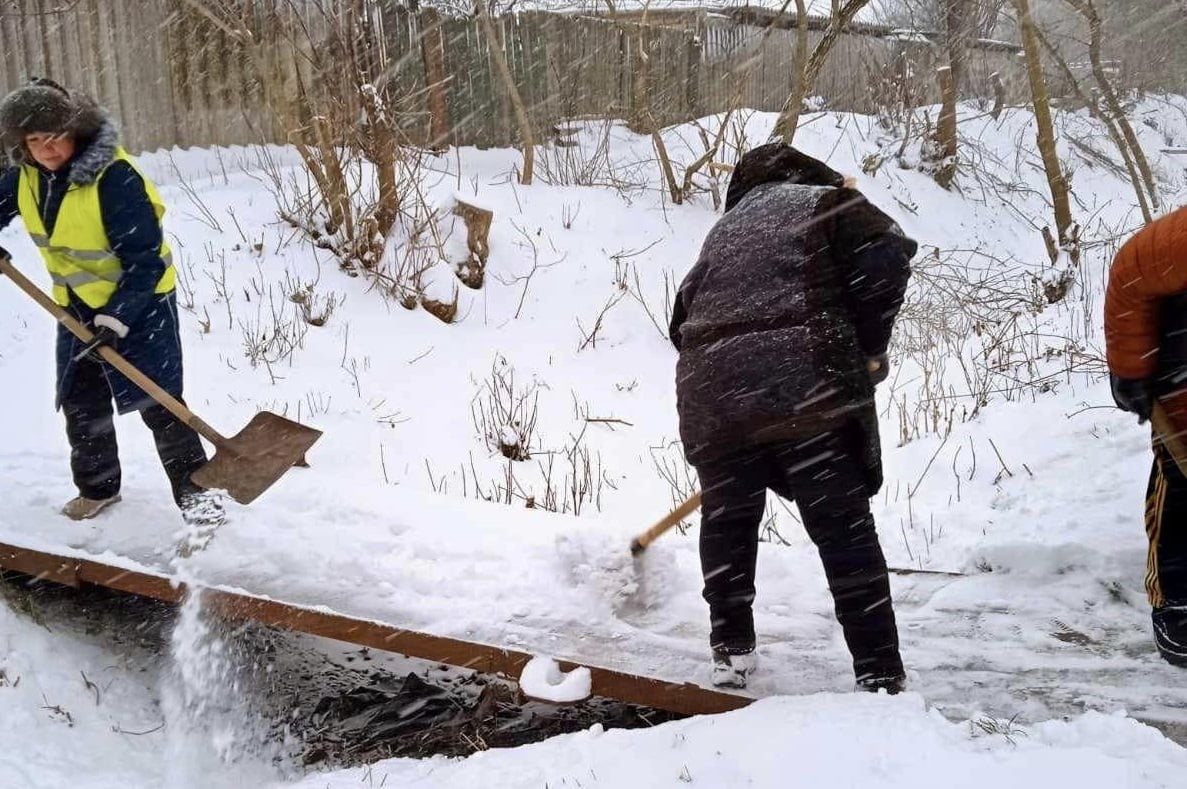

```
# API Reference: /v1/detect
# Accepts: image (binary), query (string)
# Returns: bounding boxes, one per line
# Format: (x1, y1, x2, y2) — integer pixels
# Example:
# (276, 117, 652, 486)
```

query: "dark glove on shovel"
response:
(74, 324, 120, 363)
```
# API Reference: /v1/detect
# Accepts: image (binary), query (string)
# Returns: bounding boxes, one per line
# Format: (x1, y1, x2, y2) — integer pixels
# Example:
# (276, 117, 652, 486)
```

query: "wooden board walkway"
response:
(0, 540, 750, 717)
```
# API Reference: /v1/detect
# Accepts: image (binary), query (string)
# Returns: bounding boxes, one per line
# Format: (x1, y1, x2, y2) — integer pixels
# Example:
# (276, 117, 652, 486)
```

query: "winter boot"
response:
(855, 673, 907, 695)
(711, 648, 758, 689)
(176, 490, 227, 557)
(180, 489, 226, 528)
(61, 494, 121, 521)
(1153, 605, 1187, 667)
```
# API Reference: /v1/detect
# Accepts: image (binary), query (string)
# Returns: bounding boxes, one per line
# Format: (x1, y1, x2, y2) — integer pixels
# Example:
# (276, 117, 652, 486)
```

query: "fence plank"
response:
(0, 4, 1034, 155)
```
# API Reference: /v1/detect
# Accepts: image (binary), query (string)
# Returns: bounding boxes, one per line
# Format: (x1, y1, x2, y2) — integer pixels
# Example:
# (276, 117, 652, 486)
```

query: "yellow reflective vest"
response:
(17, 148, 175, 308)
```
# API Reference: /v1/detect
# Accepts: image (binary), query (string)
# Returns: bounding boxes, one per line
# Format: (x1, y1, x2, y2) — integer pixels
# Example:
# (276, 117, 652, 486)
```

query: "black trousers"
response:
(61, 354, 207, 508)
(1145, 444, 1187, 608)
(695, 426, 904, 681)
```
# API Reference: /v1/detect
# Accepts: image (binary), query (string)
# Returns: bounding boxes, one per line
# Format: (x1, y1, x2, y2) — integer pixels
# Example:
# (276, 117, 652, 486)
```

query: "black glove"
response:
(867, 353, 889, 386)
(1111, 374, 1153, 424)
(74, 325, 120, 364)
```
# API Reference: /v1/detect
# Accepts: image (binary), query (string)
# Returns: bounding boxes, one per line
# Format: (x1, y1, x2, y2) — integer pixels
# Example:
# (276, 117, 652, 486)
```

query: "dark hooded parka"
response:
(669, 143, 917, 495)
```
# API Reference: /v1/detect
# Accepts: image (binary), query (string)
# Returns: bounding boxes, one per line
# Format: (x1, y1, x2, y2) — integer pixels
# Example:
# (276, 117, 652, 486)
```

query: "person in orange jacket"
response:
(1105, 205, 1187, 667)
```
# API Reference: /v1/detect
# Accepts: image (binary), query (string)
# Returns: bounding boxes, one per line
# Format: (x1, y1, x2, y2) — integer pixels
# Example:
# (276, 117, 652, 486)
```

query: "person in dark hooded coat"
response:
(669, 143, 917, 692)
(0, 78, 221, 526)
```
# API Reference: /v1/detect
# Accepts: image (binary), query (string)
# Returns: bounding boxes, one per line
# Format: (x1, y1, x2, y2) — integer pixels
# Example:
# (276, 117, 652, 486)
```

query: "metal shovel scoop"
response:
(1, 254, 321, 505)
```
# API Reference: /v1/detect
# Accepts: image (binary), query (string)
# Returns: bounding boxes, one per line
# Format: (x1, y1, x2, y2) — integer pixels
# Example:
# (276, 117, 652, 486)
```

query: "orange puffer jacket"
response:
(1105, 206, 1187, 430)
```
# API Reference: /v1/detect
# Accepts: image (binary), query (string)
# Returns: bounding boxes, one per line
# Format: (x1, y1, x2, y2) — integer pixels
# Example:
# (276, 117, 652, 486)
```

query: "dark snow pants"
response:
(1145, 443, 1187, 608)
(694, 425, 904, 682)
(62, 353, 207, 508)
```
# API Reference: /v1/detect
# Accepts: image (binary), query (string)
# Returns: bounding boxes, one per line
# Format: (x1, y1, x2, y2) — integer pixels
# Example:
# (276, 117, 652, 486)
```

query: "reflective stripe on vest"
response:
(52, 270, 122, 289)
(17, 147, 175, 308)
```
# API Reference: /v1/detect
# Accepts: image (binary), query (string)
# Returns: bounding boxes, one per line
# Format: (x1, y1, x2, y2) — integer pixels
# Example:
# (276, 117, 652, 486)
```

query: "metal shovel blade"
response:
(190, 411, 323, 505)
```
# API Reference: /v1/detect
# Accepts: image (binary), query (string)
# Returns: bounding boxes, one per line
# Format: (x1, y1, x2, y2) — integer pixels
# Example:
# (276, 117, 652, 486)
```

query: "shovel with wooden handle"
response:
(629, 488, 966, 576)
(630, 491, 702, 555)
(1152, 402, 1187, 477)
(0, 254, 322, 505)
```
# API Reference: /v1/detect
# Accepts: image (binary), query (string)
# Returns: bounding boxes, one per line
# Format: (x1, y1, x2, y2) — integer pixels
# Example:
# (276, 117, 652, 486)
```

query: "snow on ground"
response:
(2, 95, 1187, 785)
(277, 694, 1187, 789)
(0, 590, 168, 786)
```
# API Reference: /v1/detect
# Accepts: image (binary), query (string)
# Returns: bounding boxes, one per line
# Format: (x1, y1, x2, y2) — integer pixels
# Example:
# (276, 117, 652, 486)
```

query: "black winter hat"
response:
(724, 143, 846, 212)
(0, 77, 104, 156)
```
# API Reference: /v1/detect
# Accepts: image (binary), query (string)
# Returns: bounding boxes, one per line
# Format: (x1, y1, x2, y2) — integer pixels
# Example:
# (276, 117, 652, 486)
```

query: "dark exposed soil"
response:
(0, 570, 684, 770)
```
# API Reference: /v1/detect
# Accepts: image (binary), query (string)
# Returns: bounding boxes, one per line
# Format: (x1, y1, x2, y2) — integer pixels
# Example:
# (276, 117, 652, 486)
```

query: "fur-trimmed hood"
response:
(60, 118, 120, 185)
(9, 117, 119, 186)
(0, 79, 117, 183)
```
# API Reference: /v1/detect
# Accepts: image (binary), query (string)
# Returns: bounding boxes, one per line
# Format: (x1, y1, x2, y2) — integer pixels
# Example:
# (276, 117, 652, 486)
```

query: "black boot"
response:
(1153, 605, 1187, 667)
(180, 489, 226, 529)
(855, 673, 906, 695)
(711, 647, 758, 689)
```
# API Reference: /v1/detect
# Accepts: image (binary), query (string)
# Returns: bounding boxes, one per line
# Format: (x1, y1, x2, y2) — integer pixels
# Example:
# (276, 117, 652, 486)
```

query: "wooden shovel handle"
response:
(1153, 402, 1187, 478)
(630, 491, 703, 555)
(0, 255, 228, 448)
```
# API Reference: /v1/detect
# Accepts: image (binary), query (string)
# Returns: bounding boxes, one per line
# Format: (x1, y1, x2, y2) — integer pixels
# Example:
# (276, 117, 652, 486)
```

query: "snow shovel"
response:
(0, 254, 322, 505)
(629, 487, 965, 576)
(630, 491, 702, 555)
(1153, 402, 1187, 478)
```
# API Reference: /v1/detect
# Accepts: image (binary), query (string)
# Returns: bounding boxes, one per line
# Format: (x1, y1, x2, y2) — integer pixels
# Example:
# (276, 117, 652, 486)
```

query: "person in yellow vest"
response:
(0, 78, 221, 526)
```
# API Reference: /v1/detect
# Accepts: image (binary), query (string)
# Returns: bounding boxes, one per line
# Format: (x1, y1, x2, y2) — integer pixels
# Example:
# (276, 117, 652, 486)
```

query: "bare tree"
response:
(792, 0, 810, 125)
(418, 3, 452, 149)
(887, 0, 1009, 186)
(1061, 0, 1159, 210)
(773, 0, 872, 142)
(925, 0, 1006, 187)
(925, 0, 969, 188)
(880, 0, 1006, 37)
(475, 0, 536, 185)
(1033, 22, 1152, 222)
(1011, 0, 1080, 266)
(184, 0, 407, 261)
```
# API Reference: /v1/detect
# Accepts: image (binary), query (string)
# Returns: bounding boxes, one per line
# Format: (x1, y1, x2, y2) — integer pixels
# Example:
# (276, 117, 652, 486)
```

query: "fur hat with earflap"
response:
(0, 77, 105, 164)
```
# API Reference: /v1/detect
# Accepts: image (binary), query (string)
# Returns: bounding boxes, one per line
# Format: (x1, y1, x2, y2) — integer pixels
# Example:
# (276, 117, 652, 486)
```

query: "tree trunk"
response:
(1012, 0, 1079, 265)
(358, 86, 400, 240)
(773, 0, 871, 143)
(990, 72, 1005, 119)
(944, 0, 970, 88)
(933, 65, 958, 188)
(929, 0, 970, 189)
(420, 6, 451, 149)
(630, 23, 652, 133)
(789, 0, 809, 127)
(1064, 0, 1159, 209)
(1034, 22, 1152, 224)
(475, 0, 535, 185)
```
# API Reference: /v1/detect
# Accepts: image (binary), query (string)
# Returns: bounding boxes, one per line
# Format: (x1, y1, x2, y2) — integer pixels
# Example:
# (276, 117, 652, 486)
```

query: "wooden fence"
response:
(0, 0, 1030, 154)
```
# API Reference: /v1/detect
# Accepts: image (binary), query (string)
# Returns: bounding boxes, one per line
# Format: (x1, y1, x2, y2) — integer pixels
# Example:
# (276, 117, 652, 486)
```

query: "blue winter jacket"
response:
(0, 121, 184, 413)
